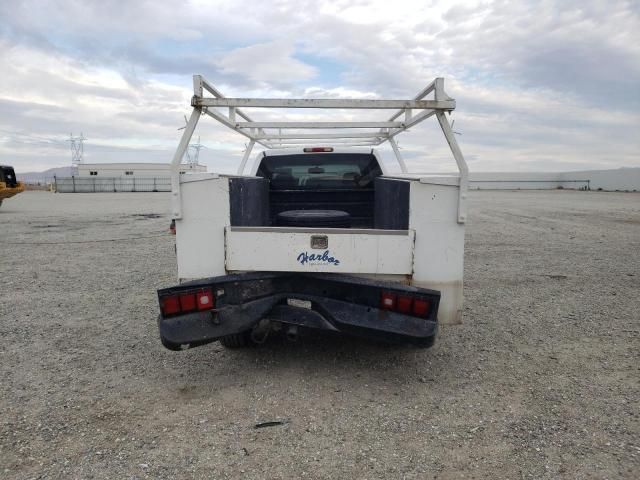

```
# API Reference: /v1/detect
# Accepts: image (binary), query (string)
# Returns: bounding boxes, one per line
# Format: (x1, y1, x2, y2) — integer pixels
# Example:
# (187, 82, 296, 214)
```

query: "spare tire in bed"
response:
(276, 209, 351, 228)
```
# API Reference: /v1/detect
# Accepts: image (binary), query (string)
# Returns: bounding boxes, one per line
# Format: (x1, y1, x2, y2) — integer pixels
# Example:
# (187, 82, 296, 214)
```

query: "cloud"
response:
(302, 86, 379, 98)
(219, 40, 317, 87)
(0, 0, 638, 173)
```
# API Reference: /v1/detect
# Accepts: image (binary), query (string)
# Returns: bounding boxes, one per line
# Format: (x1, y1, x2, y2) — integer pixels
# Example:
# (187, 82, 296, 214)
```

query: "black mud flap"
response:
(157, 272, 439, 350)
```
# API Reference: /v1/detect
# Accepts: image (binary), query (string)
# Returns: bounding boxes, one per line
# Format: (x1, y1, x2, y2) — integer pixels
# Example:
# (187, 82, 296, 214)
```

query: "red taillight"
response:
(380, 291, 431, 318)
(380, 292, 396, 310)
(303, 147, 333, 153)
(160, 288, 215, 317)
(397, 295, 412, 314)
(413, 299, 430, 317)
(179, 293, 197, 312)
(196, 288, 214, 311)
(160, 295, 180, 316)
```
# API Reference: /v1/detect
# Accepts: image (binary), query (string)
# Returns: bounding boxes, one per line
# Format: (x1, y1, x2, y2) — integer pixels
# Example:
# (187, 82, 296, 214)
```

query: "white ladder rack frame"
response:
(171, 75, 468, 223)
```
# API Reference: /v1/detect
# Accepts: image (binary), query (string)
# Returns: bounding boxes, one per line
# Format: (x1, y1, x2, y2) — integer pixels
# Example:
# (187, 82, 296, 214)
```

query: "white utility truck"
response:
(157, 75, 468, 349)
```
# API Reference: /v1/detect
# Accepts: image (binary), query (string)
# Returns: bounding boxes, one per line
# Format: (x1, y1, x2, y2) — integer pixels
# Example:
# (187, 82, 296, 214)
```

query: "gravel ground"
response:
(1, 190, 638, 479)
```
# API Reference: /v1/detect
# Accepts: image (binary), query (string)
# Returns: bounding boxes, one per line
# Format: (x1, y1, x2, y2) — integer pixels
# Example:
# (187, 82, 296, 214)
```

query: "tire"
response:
(219, 331, 253, 348)
(276, 209, 351, 228)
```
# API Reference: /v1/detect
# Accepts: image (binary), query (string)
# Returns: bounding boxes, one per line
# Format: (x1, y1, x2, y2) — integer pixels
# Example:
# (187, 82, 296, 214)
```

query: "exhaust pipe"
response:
(285, 325, 298, 342)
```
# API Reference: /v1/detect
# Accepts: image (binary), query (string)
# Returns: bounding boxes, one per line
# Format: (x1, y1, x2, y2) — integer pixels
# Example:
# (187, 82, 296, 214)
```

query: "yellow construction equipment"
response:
(0, 165, 25, 207)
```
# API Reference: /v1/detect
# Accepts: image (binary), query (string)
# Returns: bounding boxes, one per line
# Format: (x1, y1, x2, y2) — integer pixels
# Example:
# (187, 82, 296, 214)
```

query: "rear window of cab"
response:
(257, 153, 382, 190)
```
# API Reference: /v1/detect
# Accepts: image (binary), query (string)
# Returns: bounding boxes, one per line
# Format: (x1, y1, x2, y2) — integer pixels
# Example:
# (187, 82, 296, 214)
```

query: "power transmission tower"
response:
(68, 133, 86, 165)
(186, 136, 204, 166)
(178, 115, 205, 166)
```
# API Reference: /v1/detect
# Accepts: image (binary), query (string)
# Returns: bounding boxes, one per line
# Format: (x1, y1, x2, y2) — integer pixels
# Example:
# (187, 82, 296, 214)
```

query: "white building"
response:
(77, 162, 207, 177)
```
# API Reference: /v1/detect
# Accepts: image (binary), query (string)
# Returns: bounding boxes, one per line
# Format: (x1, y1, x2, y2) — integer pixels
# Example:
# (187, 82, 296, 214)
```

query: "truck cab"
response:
(157, 76, 468, 350)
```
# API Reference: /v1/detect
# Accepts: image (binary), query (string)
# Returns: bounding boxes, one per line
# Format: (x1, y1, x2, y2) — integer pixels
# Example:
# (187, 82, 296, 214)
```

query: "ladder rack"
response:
(171, 75, 468, 223)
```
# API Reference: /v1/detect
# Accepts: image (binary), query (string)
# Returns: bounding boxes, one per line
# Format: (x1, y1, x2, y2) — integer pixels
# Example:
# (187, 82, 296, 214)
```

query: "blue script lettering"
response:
(297, 250, 340, 266)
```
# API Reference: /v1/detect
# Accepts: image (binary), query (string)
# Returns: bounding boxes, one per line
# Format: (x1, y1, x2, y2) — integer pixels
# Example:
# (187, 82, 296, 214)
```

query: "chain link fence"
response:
(469, 179, 591, 190)
(54, 176, 594, 193)
(54, 176, 171, 193)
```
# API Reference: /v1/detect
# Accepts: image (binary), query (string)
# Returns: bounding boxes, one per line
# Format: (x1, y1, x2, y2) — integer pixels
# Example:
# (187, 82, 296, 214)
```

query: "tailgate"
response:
(225, 226, 414, 274)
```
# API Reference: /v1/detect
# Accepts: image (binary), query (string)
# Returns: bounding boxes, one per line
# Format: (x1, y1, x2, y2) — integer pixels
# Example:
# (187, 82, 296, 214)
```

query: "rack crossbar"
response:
(236, 121, 405, 129)
(193, 98, 455, 110)
(263, 138, 382, 146)
(264, 141, 380, 148)
(254, 132, 388, 140)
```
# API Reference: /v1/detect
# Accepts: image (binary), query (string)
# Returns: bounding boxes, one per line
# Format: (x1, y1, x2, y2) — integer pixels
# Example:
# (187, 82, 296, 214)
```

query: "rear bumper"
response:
(157, 272, 439, 350)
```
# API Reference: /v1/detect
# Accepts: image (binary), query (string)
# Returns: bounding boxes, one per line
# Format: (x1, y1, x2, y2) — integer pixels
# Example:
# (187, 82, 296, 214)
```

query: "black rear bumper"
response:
(157, 272, 439, 350)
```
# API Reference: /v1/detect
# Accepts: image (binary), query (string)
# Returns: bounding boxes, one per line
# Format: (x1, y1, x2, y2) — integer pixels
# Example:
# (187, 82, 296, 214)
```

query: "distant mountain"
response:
(17, 166, 77, 184)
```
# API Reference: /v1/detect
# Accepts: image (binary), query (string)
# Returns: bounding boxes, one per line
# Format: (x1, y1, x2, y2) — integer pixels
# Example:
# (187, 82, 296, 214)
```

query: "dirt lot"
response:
(1, 190, 638, 479)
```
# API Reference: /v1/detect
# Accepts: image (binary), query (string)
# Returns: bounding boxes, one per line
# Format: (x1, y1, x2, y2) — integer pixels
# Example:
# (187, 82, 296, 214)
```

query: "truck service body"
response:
(157, 75, 468, 349)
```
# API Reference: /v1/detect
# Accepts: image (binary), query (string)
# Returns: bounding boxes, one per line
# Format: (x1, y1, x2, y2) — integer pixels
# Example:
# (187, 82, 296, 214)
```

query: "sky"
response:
(0, 0, 638, 174)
